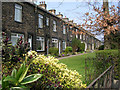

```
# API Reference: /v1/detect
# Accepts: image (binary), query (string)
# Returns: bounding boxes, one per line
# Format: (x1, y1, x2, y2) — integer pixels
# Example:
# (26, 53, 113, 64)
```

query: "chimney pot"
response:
(49, 9, 56, 15)
(63, 17, 69, 22)
(39, 1, 47, 9)
(56, 12, 63, 18)
(69, 20, 73, 24)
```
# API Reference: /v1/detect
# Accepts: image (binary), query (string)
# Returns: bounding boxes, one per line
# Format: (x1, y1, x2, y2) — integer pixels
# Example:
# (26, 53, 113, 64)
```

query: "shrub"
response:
(27, 51, 86, 89)
(85, 50, 119, 85)
(71, 38, 79, 52)
(79, 43, 85, 52)
(72, 38, 84, 52)
(65, 46, 72, 54)
(98, 45, 104, 50)
(111, 43, 118, 49)
(2, 32, 30, 62)
(72, 52, 78, 55)
(95, 50, 119, 79)
(61, 52, 66, 57)
(2, 32, 30, 76)
(80, 51, 84, 53)
(2, 61, 42, 90)
(49, 47, 59, 56)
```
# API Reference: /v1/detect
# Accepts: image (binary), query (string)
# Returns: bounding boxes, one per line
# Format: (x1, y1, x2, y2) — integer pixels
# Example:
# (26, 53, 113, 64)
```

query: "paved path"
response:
(58, 53, 87, 60)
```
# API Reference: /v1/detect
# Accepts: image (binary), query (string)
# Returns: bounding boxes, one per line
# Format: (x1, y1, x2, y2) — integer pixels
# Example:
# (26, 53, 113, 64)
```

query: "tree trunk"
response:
(104, 35, 111, 49)
(103, 0, 111, 49)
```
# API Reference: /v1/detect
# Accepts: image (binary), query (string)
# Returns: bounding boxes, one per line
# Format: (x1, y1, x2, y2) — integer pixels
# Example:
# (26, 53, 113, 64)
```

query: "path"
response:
(58, 53, 87, 60)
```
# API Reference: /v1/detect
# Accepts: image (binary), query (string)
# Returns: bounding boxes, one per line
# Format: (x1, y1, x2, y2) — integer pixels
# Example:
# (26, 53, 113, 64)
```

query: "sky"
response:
(35, 0, 119, 41)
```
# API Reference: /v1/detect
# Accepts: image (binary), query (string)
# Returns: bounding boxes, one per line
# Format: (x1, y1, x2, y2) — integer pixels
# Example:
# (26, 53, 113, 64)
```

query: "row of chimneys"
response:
(39, 1, 77, 26)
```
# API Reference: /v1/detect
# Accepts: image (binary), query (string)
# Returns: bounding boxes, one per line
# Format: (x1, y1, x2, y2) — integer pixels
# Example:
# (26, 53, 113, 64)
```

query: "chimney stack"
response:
(62, 16, 69, 22)
(39, 1, 47, 9)
(49, 9, 56, 15)
(73, 23, 77, 26)
(56, 12, 63, 18)
(69, 20, 73, 24)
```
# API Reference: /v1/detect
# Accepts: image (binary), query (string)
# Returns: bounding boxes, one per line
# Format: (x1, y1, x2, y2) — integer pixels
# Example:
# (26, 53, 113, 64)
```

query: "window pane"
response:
(76, 29, 78, 38)
(67, 27, 69, 32)
(39, 14, 43, 18)
(80, 35, 82, 39)
(63, 25, 66, 34)
(11, 37, 18, 46)
(15, 4, 22, 9)
(11, 33, 24, 46)
(15, 4, 22, 22)
(62, 41, 66, 50)
(46, 17, 49, 26)
(52, 38, 58, 48)
(37, 40, 42, 50)
(38, 14, 43, 28)
(37, 37, 44, 51)
(28, 35, 32, 50)
(18, 9, 22, 22)
(11, 33, 17, 36)
(53, 20, 56, 31)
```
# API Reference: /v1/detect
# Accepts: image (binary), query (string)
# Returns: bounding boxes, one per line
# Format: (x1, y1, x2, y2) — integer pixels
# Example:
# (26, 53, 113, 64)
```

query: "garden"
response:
(1, 32, 87, 89)
(49, 38, 85, 58)
(1, 32, 120, 89)
(59, 52, 96, 82)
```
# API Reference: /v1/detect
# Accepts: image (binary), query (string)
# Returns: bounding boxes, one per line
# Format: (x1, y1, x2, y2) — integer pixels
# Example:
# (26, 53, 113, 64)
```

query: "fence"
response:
(86, 65, 114, 88)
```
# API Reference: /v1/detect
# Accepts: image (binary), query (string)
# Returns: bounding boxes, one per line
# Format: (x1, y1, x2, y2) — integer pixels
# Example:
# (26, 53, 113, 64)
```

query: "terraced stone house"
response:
(2, 1, 102, 54)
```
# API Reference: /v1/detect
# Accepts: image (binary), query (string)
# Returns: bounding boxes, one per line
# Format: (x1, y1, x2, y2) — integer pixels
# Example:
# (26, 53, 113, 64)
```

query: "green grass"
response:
(59, 52, 96, 82)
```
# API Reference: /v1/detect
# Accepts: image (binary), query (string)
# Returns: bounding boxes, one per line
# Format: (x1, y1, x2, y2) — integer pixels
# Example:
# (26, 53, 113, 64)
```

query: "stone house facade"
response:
(2, 2, 102, 54)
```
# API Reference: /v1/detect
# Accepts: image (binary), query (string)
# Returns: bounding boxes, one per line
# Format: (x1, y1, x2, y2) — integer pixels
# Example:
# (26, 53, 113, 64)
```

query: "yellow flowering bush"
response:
(27, 51, 86, 89)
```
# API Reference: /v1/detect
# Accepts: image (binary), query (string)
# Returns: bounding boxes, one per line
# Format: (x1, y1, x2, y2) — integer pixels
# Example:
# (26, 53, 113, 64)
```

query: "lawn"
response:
(59, 52, 96, 82)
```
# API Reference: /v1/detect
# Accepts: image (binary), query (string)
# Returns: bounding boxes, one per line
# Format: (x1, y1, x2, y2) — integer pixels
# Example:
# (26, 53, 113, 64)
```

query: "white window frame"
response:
(92, 37, 94, 43)
(11, 33, 24, 46)
(66, 27, 69, 32)
(76, 29, 78, 38)
(15, 4, 22, 22)
(28, 35, 32, 50)
(80, 34, 82, 39)
(63, 25, 66, 34)
(70, 35, 73, 37)
(83, 34, 85, 40)
(70, 26, 72, 29)
(86, 35, 88, 41)
(46, 17, 49, 26)
(70, 26, 73, 37)
(62, 41, 66, 50)
(36, 37, 45, 51)
(0, 33, 2, 44)
(53, 20, 57, 32)
(38, 14, 43, 28)
(52, 38, 58, 48)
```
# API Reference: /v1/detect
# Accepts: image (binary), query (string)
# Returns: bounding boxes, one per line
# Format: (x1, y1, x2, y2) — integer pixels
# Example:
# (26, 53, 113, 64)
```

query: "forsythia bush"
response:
(27, 51, 86, 89)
